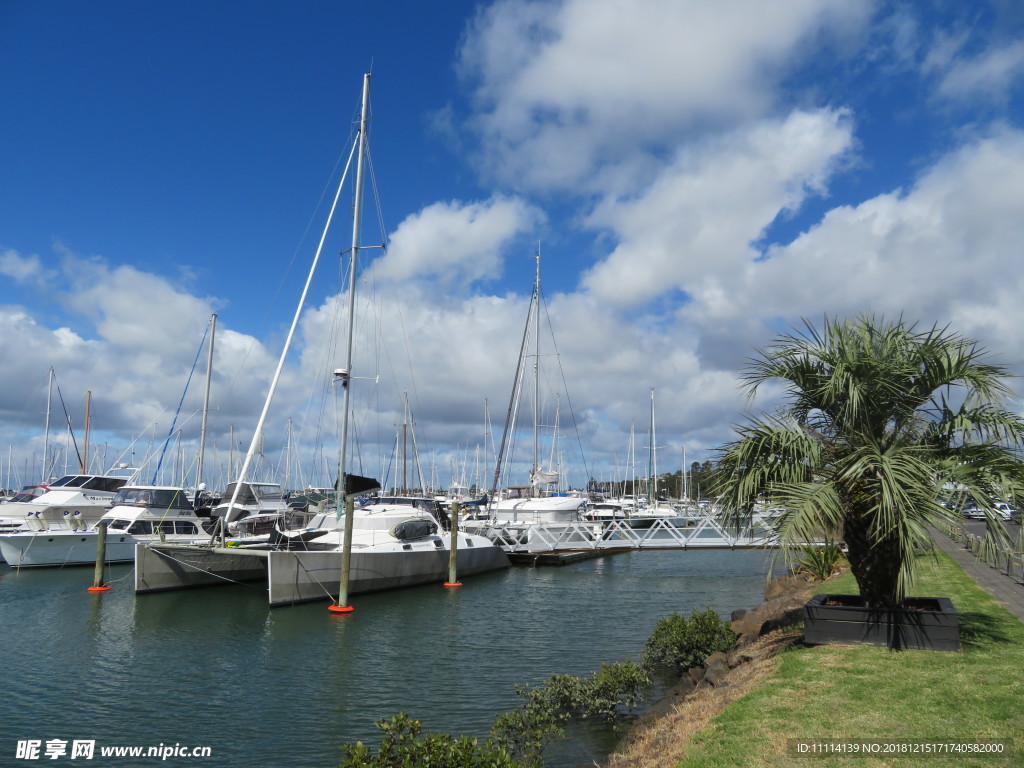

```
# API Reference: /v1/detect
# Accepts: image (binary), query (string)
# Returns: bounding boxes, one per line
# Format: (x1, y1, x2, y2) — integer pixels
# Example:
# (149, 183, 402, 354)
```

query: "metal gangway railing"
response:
(477, 515, 782, 554)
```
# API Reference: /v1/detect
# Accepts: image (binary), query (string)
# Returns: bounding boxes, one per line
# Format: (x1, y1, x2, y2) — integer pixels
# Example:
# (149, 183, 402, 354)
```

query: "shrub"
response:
(793, 542, 845, 582)
(339, 713, 528, 768)
(490, 661, 650, 766)
(641, 606, 736, 672)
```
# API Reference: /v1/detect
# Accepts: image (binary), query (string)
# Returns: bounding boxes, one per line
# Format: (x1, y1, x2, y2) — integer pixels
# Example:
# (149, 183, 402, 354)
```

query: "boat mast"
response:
(41, 367, 53, 483)
(196, 313, 217, 494)
(335, 72, 371, 610)
(648, 388, 655, 504)
(532, 247, 541, 493)
(681, 445, 688, 502)
(82, 390, 91, 474)
(218, 80, 360, 543)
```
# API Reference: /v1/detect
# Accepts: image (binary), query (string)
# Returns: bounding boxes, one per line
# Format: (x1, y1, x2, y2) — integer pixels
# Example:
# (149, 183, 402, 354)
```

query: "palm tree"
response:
(715, 315, 1024, 609)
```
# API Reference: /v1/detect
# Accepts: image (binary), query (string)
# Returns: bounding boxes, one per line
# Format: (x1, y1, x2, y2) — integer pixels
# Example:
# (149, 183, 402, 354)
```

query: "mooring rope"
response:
(149, 547, 263, 588)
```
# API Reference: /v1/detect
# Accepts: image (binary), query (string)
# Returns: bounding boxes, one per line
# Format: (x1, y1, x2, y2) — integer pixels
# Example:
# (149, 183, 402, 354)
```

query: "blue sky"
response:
(2, 1, 1024, 493)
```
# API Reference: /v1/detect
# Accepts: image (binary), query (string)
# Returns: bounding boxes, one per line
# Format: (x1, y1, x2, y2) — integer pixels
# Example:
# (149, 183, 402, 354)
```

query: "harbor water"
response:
(2, 549, 773, 767)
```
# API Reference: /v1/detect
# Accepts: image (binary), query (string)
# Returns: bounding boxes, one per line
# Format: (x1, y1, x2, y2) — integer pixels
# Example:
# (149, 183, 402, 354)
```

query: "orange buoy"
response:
(87, 585, 111, 593)
(328, 604, 355, 613)
(443, 582, 463, 588)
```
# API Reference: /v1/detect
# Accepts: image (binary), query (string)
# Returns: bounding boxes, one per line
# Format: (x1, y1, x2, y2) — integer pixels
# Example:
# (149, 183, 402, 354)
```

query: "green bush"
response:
(792, 541, 845, 581)
(641, 606, 736, 672)
(339, 713, 528, 768)
(490, 661, 650, 766)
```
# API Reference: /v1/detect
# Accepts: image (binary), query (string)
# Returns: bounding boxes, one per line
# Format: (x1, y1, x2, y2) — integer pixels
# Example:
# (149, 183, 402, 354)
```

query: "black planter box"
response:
(804, 594, 960, 651)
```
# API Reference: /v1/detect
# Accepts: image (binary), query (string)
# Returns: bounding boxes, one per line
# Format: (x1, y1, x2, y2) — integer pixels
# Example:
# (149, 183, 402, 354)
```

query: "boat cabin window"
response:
(8, 486, 47, 502)
(222, 483, 255, 504)
(108, 519, 132, 531)
(50, 475, 128, 493)
(503, 486, 532, 500)
(221, 482, 285, 503)
(249, 483, 285, 501)
(83, 477, 126, 492)
(127, 520, 153, 535)
(51, 475, 89, 488)
(156, 520, 199, 534)
(112, 488, 190, 509)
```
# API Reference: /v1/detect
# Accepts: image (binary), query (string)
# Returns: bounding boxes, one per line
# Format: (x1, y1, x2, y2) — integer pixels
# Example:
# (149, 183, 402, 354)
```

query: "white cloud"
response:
(934, 39, 1024, 103)
(372, 197, 543, 288)
(0, 249, 51, 285)
(459, 0, 870, 192)
(698, 127, 1024, 364)
(581, 108, 856, 306)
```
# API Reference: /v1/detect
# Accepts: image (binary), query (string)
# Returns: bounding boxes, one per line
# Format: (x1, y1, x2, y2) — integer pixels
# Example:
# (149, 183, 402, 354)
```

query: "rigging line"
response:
(364, 143, 431, 457)
(218, 121, 360, 419)
(54, 379, 83, 472)
(285, 550, 337, 600)
(222, 134, 360, 535)
(151, 548, 262, 587)
(151, 323, 210, 484)
(539, 286, 592, 485)
(490, 289, 536, 500)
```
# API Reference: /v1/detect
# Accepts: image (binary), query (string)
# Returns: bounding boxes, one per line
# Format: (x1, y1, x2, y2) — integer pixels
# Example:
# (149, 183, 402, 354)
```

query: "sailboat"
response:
(629, 388, 680, 527)
(136, 73, 508, 606)
(464, 250, 589, 549)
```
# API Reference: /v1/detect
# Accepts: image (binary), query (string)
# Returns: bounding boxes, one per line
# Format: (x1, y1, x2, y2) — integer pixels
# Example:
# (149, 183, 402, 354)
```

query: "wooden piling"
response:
(87, 520, 111, 592)
(445, 501, 462, 587)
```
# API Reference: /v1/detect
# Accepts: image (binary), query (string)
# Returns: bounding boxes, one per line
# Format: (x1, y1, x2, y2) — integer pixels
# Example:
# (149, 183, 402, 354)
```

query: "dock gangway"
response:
(477, 516, 787, 554)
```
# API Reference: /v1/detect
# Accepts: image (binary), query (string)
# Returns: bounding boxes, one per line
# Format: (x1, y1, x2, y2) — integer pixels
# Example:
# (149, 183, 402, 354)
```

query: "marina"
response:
(0, 547, 773, 767)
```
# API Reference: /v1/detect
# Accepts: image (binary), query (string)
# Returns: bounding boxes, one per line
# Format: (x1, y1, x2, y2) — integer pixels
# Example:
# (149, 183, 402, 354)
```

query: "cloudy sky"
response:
(2, 0, 1023, 494)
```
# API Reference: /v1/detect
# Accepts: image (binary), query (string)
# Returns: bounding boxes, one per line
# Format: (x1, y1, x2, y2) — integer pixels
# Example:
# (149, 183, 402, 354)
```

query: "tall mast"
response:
(82, 390, 91, 473)
(218, 90, 359, 541)
(41, 367, 53, 483)
(196, 313, 217, 493)
(532, 247, 541, 489)
(335, 72, 371, 610)
(648, 388, 655, 503)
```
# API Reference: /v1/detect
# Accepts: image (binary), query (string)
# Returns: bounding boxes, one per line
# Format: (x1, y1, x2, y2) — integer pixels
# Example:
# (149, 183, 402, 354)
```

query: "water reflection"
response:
(2, 549, 770, 767)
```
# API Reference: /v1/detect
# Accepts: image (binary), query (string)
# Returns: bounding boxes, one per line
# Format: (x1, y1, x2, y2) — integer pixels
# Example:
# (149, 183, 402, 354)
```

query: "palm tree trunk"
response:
(842, 513, 903, 609)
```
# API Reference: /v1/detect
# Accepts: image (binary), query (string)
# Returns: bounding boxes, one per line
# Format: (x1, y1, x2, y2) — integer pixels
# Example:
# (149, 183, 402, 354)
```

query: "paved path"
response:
(932, 529, 1024, 623)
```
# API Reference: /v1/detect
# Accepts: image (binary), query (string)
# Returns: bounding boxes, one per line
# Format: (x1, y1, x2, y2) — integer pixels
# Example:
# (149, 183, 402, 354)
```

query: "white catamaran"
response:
(136, 73, 508, 606)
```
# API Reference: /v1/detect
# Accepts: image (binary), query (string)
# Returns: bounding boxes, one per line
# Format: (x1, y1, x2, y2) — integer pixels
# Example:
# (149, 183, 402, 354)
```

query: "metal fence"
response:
(939, 523, 1024, 584)
(480, 516, 782, 553)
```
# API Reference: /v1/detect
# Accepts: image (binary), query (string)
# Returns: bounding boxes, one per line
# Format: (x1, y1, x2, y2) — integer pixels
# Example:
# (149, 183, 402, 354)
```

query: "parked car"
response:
(993, 502, 1018, 521)
(961, 502, 1018, 521)
(961, 504, 986, 520)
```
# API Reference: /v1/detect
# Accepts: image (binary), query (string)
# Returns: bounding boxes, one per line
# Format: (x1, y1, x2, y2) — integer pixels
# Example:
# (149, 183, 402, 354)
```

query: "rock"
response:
(730, 608, 748, 621)
(728, 649, 762, 667)
(703, 657, 730, 686)
(704, 651, 729, 667)
(688, 666, 705, 685)
(731, 619, 762, 643)
(763, 574, 806, 599)
(676, 675, 696, 696)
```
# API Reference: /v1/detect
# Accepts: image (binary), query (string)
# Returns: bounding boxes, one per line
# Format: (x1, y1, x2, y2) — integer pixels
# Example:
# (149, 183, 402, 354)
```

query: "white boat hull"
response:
(0, 530, 208, 568)
(135, 537, 509, 606)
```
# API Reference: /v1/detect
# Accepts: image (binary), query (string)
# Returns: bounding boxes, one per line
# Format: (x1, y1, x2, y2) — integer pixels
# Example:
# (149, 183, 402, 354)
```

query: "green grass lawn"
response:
(676, 551, 1024, 767)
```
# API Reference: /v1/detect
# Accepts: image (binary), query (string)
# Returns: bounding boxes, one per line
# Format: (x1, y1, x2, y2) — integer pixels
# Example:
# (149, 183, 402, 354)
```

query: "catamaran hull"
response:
(135, 541, 510, 606)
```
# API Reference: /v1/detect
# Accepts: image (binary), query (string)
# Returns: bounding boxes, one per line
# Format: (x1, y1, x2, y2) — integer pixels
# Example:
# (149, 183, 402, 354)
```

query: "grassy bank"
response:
(669, 550, 1024, 767)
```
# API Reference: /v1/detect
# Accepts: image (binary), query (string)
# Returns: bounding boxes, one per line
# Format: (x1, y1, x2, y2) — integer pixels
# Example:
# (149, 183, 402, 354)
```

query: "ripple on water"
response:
(1, 549, 771, 767)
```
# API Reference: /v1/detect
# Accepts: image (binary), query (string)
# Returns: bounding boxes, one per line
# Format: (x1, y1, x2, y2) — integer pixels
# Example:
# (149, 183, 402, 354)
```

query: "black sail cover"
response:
(335, 474, 381, 497)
